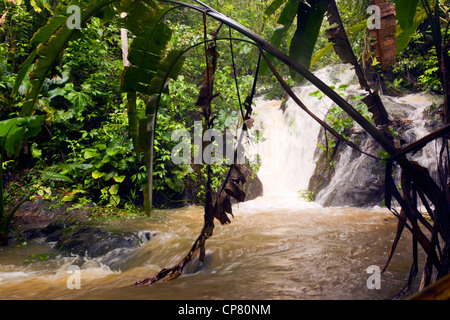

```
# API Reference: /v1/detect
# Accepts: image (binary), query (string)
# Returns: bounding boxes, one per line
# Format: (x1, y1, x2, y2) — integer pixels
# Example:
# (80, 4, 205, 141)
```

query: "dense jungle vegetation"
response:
(1, 0, 444, 215)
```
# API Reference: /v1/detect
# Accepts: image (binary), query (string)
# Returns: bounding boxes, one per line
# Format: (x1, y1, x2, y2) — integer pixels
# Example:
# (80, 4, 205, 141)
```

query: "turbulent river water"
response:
(0, 203, 416, 300)
(0, 65, 435, 300)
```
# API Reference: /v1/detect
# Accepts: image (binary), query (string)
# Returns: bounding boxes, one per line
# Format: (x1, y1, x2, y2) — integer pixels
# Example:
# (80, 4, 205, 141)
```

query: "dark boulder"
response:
(309, 127, 386, 207)
(22, 208, 155, 260)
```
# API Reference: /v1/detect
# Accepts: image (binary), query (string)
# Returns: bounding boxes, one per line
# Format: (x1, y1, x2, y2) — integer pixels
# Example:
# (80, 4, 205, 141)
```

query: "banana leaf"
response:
(260, 0, 300, 75)
(0, 116, 45, 157)
(128, 50, 186, 216)
(396, 6, 426, 54)
(15, 0, 159, 117)
(394, 0, 420, 31)
(121, 6, 174, 94)
(289, 0, 328, 82)
(264, 0, 287, 17)
(17, 0, 124, 117)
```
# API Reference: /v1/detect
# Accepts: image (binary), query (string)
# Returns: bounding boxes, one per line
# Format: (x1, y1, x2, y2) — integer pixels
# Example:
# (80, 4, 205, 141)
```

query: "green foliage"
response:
(43, 99, 144, 208)
(3, 0, 446, 224)
(0, 116, 45, 156)
(3, 0, 270, 219)
(297, 189, 314, 201)
(395, 0, 420, 32)
(0, 0, 43, 108)
(0, 116, 45, 244)
(393, 29, 443, 93)
(289, 0, 328, 82)
(310, 86, 373, 150)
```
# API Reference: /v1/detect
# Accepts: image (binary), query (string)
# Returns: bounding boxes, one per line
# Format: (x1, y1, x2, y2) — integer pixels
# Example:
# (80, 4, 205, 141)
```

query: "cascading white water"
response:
(249, 66, 444, 207)
(249, 65, 358, 201)
(315, 91, 444, 207)
(388, 93, 444, 180)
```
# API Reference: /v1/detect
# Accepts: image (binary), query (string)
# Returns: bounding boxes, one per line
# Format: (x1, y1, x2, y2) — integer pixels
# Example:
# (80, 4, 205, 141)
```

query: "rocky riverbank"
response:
(9, 199, 155, 264)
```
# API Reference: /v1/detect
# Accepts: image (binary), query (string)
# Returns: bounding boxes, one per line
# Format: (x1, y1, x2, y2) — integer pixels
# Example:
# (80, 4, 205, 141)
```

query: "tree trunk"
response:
(120, 12, 129, 68)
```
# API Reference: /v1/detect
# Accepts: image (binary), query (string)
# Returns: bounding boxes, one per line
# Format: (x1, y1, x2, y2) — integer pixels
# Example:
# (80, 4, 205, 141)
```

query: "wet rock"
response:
(309, 92, 444, 208)
(315, 140, 386, 207)
(309, 127, 385, 208)
(55, 225, 154, 258)
(22, 208, 155, 259)
(240, 164, 264, 201)
(12, 198, 71, 226)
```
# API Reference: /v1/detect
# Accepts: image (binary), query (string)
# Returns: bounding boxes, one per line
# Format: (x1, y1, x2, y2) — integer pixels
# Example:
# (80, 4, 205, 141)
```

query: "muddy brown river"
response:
(0, 197, 419, 300)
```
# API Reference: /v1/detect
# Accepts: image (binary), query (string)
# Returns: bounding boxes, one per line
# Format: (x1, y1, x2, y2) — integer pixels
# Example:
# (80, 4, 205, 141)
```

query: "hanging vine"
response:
(133, 12, 256, 286)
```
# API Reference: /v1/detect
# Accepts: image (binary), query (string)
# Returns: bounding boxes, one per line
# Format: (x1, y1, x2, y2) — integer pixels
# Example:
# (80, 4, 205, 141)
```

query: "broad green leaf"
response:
(96, 4, 116, 24)
(84, 149, 99, 159)
(122, 4, 177, 172)
(310, 42, 334, 68)
(264, 0, 287, 17)
(277, 0, 301, 26)
(395, 0, 420, 31)
(30, 16, 68, 46)
(396, 7, 427, 54)
(167, 178, 185, 193)
(62, 189, 87, 202)
(16, 0, 160, 116)
(121, 7, 174, 95)
(66, 90, 92, 110)
(20, 15, 78, 116)
(147, 50, 186, 96)
(260, 25, 288, 75)
(289, 0, 328, 82)
(0, 116, 45, 156)
(260, 0, 300, 75)
(109, 194, 121, 206)
(113, 175, 126, 183)
(12, 49, 37, 97)
(0, 119, 25, 156)
(121, 0, 158, 35)
(30, 0, 42, 13)
(109, 184, 119, 195)
(106, 138, 122, 155)
(62, 195, 76, 202)
(106, 147, 120, 156)
(30, 143, 42, 158)
(40, 170, 73, 183)
(21, 116, 45, 140)
(101, 155, 112, 164)
(92, 171, 105, 179)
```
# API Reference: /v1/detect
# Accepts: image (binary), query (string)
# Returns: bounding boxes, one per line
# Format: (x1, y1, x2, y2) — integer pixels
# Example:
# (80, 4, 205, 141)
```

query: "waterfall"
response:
(250, 65, 358, 201)
(315, 91, 443, 207)
(250, 65, 444, 207)
(385, 93, 443, 180)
